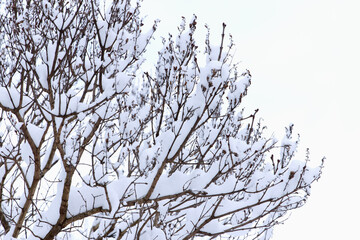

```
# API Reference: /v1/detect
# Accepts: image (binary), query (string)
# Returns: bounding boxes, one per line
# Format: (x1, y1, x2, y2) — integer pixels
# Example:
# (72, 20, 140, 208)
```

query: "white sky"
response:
(141, 0, 360, 239)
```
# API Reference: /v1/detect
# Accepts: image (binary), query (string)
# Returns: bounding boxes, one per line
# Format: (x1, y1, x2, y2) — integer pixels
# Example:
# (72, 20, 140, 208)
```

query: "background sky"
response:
(141, 0, 360, 239)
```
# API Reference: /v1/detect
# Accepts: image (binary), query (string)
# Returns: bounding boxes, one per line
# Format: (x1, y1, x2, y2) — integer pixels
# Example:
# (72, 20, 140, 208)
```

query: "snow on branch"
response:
(0, 1, 323, 239)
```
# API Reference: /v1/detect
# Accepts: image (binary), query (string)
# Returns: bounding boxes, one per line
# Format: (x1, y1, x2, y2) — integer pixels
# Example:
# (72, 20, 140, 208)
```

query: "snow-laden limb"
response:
(0, 1, 323, 239)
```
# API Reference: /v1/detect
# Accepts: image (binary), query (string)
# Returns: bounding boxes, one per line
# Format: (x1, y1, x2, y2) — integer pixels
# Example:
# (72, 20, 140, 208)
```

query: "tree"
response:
(0, 1, 323, 239)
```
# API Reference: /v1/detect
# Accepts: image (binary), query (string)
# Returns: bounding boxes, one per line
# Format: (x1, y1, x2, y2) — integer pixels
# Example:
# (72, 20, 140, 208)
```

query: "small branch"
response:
(64, 207, 109, 227)
(218, 23, 226, 61)
(246, 109, 259, 144)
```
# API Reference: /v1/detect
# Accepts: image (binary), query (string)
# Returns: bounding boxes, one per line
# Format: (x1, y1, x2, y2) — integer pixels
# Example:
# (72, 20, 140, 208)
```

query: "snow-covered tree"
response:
(0, 1, 323, 239)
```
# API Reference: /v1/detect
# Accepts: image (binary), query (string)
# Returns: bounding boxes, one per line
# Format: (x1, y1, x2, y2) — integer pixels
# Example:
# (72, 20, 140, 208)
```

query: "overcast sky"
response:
(141, 0, 360, 239)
